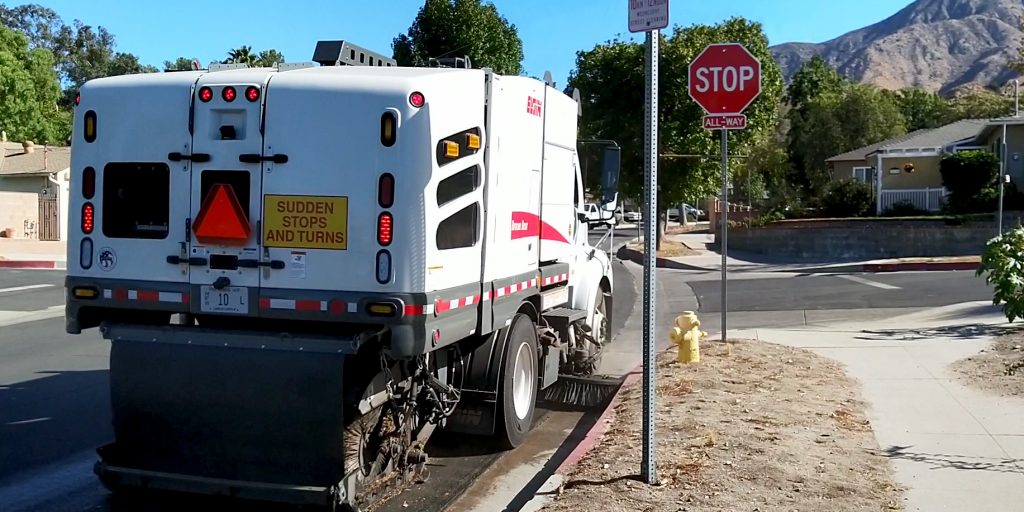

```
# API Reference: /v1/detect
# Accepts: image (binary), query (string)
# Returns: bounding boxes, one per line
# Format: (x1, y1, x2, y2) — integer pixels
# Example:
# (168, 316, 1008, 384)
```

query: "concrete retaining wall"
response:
(723, 218, 1008, 260)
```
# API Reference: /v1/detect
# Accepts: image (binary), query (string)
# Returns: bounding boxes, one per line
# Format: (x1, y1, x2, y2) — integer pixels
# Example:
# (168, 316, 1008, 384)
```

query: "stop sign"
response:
(688, 43, 762, 115)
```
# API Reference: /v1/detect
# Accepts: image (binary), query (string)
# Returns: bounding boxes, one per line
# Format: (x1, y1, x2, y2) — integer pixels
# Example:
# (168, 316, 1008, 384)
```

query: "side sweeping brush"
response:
(540, 374, 622, 409)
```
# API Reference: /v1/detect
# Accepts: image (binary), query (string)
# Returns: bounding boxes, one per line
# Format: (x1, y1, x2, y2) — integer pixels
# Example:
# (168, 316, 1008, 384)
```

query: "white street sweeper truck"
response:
(64, 40, 620, 510)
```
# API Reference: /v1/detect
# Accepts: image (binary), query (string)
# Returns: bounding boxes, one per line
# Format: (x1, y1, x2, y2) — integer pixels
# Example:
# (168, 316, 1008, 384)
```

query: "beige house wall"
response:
(878, 155, 944, 189)
(0, 190, 40, 238)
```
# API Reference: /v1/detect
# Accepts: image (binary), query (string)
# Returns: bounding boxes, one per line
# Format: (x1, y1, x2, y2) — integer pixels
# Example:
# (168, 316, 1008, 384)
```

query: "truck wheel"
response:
(496, 313, 538, 449)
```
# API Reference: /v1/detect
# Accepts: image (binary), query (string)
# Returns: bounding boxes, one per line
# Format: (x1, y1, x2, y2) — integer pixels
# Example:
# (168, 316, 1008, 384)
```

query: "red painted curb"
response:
(556, 369, 641, 474)
(862, 261, 979, 273)
(0, 260, 57, 269)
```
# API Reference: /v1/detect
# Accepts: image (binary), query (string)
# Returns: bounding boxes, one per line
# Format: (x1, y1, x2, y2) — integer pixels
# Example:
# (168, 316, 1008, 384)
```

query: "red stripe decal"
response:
(296, 300, 321, 312)
(404, 305, 421, 316)
(182, 293, 191, 304)
(259, 298, 271, 309)
(511, 211, 569, 244)
(137, 290, 159, 302)
(329, 299, 346, 315)
(113, 288, 128, 301)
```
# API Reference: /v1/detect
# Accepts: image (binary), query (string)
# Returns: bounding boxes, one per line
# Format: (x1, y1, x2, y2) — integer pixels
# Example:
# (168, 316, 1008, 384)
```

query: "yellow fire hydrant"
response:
(670, 311, 707, 364)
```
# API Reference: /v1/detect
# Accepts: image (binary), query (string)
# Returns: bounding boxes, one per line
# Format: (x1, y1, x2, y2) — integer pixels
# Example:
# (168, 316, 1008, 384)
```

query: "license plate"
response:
(200, 286, 249, 314)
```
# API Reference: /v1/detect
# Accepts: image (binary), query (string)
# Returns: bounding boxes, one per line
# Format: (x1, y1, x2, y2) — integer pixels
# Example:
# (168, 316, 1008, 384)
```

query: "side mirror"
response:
(600, 146, 621, 214)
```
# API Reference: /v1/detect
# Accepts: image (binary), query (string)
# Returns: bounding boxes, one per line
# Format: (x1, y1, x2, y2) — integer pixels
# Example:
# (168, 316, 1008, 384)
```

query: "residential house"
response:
(825, 119, 989, 214)
(0, 141, 71, 240)
(974, 116, 1024, 184)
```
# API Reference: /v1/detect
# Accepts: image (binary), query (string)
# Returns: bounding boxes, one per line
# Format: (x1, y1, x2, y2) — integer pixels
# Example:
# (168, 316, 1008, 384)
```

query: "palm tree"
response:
(226, 46, 255, 66)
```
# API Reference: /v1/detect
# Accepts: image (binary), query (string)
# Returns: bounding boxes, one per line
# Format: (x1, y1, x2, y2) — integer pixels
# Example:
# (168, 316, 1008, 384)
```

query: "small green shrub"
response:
(940, 150, 999, 213)
(822, 180, 873, 218)
(882, 200, 929, 217)
(978, 226, 1024, 322)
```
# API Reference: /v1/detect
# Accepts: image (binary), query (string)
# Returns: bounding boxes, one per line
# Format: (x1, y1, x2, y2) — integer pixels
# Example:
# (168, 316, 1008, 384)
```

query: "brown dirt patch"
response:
(627, 240, 698, 258)
(665, 224, 708, 235)
(543, 341, 902, 512)
(952, 332, 1024, 398)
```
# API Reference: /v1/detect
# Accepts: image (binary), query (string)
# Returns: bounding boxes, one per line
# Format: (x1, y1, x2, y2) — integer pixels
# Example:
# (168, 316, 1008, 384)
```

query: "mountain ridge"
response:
(770, 0, 1024, 95)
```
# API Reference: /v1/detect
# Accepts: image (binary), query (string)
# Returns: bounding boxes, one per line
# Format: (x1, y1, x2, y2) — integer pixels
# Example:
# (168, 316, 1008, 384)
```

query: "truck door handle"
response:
(237, 259, 286, 269)
(166, 255, 208, 266)
(239, 153, 288, 164)
(168, 152, 211, 163)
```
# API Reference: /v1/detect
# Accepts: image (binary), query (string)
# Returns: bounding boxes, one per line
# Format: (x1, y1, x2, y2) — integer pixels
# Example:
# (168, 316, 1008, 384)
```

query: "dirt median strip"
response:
(543, 340, 902, 512)
(952, 329, 1024, 398)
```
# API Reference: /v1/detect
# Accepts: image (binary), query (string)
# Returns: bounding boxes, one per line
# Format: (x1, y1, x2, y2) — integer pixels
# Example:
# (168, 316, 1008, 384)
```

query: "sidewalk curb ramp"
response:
(616, 245, 714, 272)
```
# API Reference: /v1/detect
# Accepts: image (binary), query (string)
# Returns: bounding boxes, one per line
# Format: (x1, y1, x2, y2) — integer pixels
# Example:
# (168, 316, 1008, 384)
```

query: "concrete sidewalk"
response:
(0, 239, 66, 269)
(731, 302, 1024, 512)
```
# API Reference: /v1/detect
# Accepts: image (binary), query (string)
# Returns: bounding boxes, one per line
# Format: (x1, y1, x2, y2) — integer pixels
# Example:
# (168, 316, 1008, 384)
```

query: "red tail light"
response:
(246, 86, 260, 102)
(198, 86, 213, 102)
(222, 86, 237, 102)
(409, 91, 425, 108)
(82, 203, 94, 234)
(377, 212, 393, 246)
(378, 173, 394, 208)
(82, 167, 95, 199)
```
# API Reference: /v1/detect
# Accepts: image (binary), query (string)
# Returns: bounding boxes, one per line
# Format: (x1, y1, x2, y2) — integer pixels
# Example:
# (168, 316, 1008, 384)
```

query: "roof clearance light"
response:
(409, 91, 425, 108)
(377, 212, 393, 246)
(222, 86, 237, 102)
(82, 203, 94, 234)
(199, 86, 213, 102)
(246, 86, 260, 102)
(443, 140, 459, 159)
(74, 93, 81, 106)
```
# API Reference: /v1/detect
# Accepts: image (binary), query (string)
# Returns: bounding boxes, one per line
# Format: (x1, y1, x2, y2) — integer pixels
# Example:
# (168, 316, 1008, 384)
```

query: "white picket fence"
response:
(879, 187, 948, 213)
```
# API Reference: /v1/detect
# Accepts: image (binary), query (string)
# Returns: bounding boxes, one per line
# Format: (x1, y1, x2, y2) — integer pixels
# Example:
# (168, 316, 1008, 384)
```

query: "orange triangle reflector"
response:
(193, 183, 251, 245)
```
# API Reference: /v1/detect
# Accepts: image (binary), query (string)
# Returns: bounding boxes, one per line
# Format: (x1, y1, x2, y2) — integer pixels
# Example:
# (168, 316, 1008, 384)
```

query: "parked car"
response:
(667, 204, 705, 221)
(623, 208, 641, 222)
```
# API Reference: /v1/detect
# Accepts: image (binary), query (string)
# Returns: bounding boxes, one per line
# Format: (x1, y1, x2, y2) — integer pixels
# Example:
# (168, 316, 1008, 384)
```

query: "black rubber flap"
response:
(107, 339, 346, 487)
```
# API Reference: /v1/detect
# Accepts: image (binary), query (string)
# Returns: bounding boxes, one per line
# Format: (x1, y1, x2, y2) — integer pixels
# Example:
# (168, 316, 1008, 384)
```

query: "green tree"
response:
(940, 150, 1000, 213)
(0, 25, 68, 142)
(255, 49, 284, 67)
(948, 89, 1015, 120)
(163, 56, 198, 71)
(392, 0, 524, 75)
(896, 88, 954, 131)
(226, 45, 255, 66)
(788, 83, 907, 198)
(784, 55, 847, 193)
(569, 17, 784, 245)
(0, 3, 62, 50)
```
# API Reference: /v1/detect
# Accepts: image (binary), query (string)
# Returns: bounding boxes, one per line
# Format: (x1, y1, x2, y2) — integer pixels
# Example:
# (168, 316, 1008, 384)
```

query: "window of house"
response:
(852, 166, 872, 184)
(102, 162, 170, 239)
(436, 202, 479, 250)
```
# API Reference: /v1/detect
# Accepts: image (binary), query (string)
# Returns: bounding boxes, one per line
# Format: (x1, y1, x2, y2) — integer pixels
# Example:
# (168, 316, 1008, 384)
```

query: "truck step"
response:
(542, 307, 587, 324)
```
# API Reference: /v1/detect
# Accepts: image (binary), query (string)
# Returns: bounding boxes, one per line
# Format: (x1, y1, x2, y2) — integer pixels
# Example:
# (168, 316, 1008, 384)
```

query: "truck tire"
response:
(496, 313, 538, 449)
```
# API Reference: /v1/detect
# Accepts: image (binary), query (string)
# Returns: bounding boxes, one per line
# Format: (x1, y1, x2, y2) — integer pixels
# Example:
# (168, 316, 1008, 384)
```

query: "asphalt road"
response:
(0, 229, 637, 512)
(688, 270, 993, 333)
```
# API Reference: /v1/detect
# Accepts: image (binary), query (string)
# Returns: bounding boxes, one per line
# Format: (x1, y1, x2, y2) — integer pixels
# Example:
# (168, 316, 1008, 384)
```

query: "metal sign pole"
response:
(720, 129, 728, 342)
(641, 28, 659, 486)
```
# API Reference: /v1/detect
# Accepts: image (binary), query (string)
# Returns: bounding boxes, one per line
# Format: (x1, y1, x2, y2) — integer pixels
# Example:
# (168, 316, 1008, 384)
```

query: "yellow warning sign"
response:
(263, 195, 348, 250)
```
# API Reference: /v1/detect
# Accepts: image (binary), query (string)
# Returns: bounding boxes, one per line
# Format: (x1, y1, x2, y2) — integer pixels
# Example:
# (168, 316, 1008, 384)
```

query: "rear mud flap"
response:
(101, 334, 349, 504)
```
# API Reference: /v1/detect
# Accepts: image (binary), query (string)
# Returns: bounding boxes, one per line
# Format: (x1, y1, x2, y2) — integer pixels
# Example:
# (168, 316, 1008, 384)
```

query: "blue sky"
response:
(31, 0, 914, 86)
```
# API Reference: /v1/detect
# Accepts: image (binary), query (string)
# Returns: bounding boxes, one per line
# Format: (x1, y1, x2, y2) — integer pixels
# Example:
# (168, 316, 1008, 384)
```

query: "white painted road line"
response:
(836, 274, 901, 290)
(0, 284, 55, 294)
(0, 305, 64, 328)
